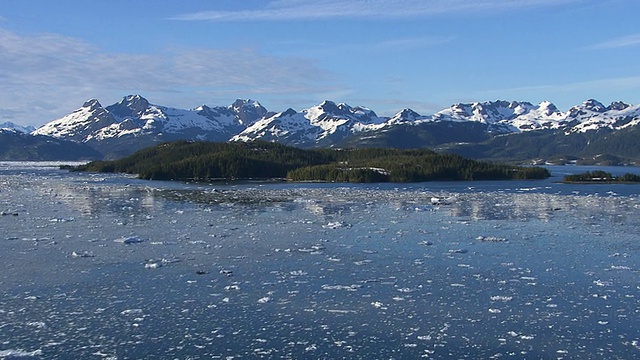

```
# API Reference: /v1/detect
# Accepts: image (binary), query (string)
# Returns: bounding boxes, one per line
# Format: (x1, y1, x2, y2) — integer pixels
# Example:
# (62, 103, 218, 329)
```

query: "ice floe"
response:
(2, 162, 640, 359)
(113, 236, 145, 244)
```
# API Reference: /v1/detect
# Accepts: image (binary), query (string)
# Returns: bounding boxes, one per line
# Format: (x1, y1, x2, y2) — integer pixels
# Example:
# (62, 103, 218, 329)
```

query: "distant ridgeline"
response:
(562, 170, 640, 183)
(67, 141, 551, 183)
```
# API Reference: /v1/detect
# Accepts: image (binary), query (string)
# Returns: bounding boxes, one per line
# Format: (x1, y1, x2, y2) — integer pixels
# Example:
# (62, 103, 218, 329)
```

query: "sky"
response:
(1, 0, 640, 127)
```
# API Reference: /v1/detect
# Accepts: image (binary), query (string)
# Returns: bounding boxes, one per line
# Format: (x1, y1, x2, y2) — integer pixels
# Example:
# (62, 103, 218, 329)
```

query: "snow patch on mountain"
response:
(32, 95, 640, 153)
(232, 108, 319, 145)
(0, 121, 35, 133)
(566, 100, 640, 133)
(34, 95, 267, 144)
(33, 98, 116, 141)
(232, 100, 385, 145)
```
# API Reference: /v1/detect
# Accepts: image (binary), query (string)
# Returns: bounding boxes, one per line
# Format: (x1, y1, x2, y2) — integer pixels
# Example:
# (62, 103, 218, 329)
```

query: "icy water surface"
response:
(1, 162, 639, 359)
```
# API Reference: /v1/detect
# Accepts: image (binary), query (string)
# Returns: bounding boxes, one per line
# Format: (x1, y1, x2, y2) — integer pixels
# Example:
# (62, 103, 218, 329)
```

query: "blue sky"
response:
(1, 0, 640, 127)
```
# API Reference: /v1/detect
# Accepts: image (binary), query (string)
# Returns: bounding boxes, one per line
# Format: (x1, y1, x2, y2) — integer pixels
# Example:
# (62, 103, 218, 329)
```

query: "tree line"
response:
(68, 140, 551, 182)
(563, 170, 640, 183)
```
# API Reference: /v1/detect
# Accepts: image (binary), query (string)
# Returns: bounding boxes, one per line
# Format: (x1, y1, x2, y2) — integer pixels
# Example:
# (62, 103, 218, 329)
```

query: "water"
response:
(1, 162, 639, 359)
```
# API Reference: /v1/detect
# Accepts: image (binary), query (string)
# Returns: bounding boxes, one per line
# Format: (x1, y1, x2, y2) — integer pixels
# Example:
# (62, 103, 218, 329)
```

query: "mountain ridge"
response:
(6, 94, 640, 163)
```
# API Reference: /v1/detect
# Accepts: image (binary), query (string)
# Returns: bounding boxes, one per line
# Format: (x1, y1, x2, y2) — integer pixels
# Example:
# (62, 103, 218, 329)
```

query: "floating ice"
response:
(371, 301, 387, 309)
(448, 249, 468, 254)
(26, 321, 46, 329)
(144, 262, 162, 269)
(3, 163, 640, 359)
(321, 284, 361, 291)
(120, 309, 143, 315)
(71, 251, 94, 258)
(476, 236, 508, 242)
(323, 221, 351, 229)
(594, 279, 613, 287)
(431, 196, 455, 205)
(220, 269, 233, 276)
(114, 236, 144, 244)
(0, 349, 43, 357)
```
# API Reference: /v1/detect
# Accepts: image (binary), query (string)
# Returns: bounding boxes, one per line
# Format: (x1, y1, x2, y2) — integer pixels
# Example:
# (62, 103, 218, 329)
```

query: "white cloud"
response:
(171, 0, 579, 21)
(0, 29, 333, 127)
(587, 34, 640, 50)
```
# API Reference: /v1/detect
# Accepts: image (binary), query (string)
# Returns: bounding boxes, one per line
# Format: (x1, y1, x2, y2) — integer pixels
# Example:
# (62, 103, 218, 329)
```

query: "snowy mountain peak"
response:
(106, 95, 150, 118)
(317, 100, 341, 113)
(582, 99, 607, 113)
(607, 101, 630, 111)
(231, 99, 268, 125)
(231, 98, 262, 110)
(82, 98, 103, 109)
(388, 108, 424, 124)
(282, 108, 298, 117)
(31, 95, 640, 158)
(538, 101, 559, 115)
(0, 121, 35, 133)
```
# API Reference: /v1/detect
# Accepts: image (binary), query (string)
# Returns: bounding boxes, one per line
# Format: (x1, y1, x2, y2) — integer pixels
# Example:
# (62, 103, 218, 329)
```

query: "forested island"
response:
(562, 170, 640, 184)
(66, 141, 551, 183)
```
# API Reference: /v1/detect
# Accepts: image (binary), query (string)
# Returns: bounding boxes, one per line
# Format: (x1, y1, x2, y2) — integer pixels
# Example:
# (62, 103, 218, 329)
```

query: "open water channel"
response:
(1, 162, 639, 359)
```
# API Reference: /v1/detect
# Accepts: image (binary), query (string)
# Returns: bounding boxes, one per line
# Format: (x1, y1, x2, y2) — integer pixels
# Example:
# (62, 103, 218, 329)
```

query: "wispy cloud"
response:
(587, 34, 640, 50)
(171, 0, 579, 22)
(0, 29, 334, 126)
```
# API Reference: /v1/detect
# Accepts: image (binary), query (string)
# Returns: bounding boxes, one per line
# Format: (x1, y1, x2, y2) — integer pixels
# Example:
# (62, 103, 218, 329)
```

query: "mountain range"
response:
(3, 95, 640, 164)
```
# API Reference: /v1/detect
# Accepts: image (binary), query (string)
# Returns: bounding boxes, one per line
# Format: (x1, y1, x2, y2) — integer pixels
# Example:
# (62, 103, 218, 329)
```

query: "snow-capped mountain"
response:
(35, 95, 267, 142)
(25, 95, 640, 160)
(409, 100, 568, 133)
(564, 99, 640, 133)
(232, 100, 385, 146)
(0, 121, 36, 134)
(362, 99, 640, 136)
(33, 95, 268, 158)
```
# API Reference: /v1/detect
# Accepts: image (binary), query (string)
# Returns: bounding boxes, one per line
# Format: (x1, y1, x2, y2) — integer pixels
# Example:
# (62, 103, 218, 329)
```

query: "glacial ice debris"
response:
(323, 221, 351, 229)
(448, 249, 468, 254)
(114, 236, 145, 244)
(431, 196, 455, 205)
(71, 251, 95, 258)
(0, 349, 44, 357)
(476, 236, 508, 242)
(220, 269, 233, 276)
(144, 261, 162, 269)
(120, 309, 143, 315)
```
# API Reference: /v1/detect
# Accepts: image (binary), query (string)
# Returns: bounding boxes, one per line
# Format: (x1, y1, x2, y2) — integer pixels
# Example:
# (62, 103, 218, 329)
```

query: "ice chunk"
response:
(476, 236, 508, 242)
(0, 349, 43, 357)
(71, 251, 95, 258)
(431, 196, 455, 205)
(323, 221, 351, 229)
(448, 249, 468, 254)
(121, 309, 143, 315)
(114, 236, 145, 244)
(220, 269, 233, 276)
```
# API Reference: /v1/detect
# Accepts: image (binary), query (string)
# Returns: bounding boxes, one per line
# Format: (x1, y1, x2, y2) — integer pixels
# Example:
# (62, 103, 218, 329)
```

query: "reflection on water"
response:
(1, 163, 639, 359)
